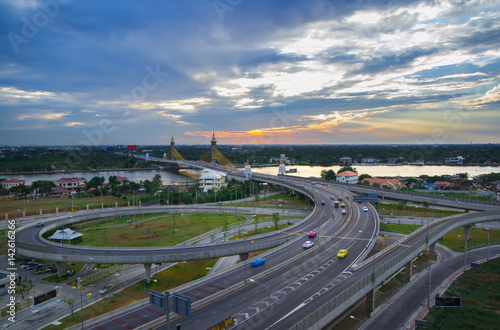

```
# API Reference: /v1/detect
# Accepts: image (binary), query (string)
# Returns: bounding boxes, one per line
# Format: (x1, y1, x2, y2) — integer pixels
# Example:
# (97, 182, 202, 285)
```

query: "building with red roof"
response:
(362, 178, 405, 190)
(54, 177, 86, 192)
(1, 178, 26, 190)
(336, 171, 359, 184)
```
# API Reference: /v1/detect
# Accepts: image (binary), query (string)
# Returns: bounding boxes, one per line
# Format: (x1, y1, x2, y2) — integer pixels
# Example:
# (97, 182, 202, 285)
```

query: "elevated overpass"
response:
(339, 182, 499, 211)
(288, 209, 500, 329)
(15, 173, 318, 280)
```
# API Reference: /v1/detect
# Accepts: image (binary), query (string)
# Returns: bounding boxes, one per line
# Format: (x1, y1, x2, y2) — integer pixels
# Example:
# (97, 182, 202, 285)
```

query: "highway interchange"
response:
(13, 162, 500, 329)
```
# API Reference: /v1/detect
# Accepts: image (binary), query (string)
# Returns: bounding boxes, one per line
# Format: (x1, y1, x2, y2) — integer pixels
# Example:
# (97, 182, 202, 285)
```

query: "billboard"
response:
(435, 297, 462, 307)
(127, 145, 137, 151)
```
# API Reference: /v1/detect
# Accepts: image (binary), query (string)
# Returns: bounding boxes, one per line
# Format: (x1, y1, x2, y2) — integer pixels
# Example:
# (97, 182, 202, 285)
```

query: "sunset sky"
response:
(1, 0, 499, 146)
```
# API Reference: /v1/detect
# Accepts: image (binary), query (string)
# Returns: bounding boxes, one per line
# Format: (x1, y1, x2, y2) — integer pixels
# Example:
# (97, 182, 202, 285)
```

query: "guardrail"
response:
(338, 182, 500, 207)
(290, 210, 500, 329)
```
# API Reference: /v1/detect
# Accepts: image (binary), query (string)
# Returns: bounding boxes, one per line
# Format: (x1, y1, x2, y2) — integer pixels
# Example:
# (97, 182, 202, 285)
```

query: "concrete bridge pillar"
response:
(366, 289, 375, 314)
(402, 200, 407, 209)
(463, 225, 471, 241)
(429, 242, 437, 261)
(239, 253, 249, 261)
(55, 261, 66, 277)
(144, 263, 152, 283)
(405, 260, 413, 282)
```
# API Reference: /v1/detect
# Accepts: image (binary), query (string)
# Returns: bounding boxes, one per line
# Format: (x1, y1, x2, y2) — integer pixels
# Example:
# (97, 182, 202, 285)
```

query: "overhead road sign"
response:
(353, 193, 379, 203)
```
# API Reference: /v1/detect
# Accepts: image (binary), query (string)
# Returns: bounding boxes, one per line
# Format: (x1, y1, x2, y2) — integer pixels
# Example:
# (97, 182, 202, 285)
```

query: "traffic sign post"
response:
(352, 194, 379, 203)
(150, 290, 170, 330)
(173, 292, 192, 318)
(150, 290, 192, 329)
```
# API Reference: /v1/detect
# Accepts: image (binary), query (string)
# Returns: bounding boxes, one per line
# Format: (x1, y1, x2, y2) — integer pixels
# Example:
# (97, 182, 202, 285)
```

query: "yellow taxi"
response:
(337, 249, 348, 258)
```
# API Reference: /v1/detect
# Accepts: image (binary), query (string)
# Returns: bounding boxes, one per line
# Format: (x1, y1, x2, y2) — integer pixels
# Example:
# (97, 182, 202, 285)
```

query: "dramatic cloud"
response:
(0, 0, 498, 145)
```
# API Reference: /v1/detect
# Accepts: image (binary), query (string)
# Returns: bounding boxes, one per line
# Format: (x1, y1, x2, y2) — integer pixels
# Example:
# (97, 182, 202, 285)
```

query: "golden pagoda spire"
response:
(210, 131, 217, 146)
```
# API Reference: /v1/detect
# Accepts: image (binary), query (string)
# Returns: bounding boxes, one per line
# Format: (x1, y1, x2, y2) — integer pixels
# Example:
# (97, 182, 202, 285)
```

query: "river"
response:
(1, 165, 498, 185)
(249, 165, 499, 179)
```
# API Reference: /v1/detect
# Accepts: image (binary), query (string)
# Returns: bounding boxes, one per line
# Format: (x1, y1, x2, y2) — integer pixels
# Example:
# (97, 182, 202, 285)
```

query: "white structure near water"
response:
(198, 169, 226, 192)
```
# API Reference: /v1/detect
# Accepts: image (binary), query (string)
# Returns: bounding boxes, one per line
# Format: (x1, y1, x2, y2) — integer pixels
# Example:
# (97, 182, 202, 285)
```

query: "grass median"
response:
(423, 258, 500, 329)
(42, 259, 217, 330)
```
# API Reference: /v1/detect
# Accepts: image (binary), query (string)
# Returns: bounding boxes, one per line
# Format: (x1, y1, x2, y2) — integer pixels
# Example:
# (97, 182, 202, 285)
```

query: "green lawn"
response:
(414, 190, 493, 202)
(440, 227, 500, 252)
(44, 213, 246, 248)
(379, 222, 423, 234)
(423, 258, 500, 329)
(376, 202, 463, 218)
(379, 223, 500, 252)
(223, 192, 311, 209)
(42, 259, 217, 330)
(0, 195, 129, 217)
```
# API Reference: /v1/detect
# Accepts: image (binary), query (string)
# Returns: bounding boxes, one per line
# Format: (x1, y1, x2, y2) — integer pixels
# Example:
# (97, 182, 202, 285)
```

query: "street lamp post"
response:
(182, 214, 186, 256)
(72, 277, 91, 330)
(249, 279, 270, 329)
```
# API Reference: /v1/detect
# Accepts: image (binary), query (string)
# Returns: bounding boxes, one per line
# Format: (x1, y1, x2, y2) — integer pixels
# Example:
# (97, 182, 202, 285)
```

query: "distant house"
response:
(336, 171, 358, 184)
(445, 156, 464, 164)
(416, 159, 425, 165)
(433, 181, 462, 190)
(362, 178, 405, 190)
(422, 183, 438, 190)
(54, 178, 86, 191)
(1, 178, 26, 190)
(339, 157, 352, 164)
(361, 157, 380, 164)
(116, 176, 128, 182)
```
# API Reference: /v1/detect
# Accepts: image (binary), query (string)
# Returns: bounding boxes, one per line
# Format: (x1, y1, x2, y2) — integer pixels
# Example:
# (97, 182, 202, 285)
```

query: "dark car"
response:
(99, 284, 114, 294)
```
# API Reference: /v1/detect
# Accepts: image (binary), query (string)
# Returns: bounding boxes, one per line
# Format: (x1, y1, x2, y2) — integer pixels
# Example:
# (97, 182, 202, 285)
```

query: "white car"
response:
(302, 241, 314, 249)
(363, 207, 368, 212)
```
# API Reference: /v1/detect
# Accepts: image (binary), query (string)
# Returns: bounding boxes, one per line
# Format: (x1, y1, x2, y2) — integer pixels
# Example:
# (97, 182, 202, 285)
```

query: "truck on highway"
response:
(334, 201, 339, 208)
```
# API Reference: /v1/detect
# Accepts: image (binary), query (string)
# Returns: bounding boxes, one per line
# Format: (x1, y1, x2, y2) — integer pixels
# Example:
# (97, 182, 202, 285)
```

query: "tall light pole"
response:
(72, 277, 91, 330)
(249, 279, 270, 329)
(182, 214, 186, 256)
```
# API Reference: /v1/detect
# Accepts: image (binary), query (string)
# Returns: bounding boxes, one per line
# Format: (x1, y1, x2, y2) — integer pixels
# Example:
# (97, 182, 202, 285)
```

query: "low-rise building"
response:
(361, 157, 380, 164)
(361, 178, 405, 190)
(336, 171, 359, 184)
(54, 177, 86, 190)
(433, 181, 462, 190)
(339, 157, 352, 164)
(1, 178, 26, 190)
(445, 156, 464, 164)
(198, 169, 226, 192)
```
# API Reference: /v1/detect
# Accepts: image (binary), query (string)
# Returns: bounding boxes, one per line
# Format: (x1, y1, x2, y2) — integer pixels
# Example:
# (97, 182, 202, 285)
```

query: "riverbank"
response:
(0, 167, 163, 176)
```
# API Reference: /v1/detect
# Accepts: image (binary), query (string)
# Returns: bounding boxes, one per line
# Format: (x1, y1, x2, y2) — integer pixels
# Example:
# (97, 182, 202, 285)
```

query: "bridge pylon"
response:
(167, 136, 184, 160)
